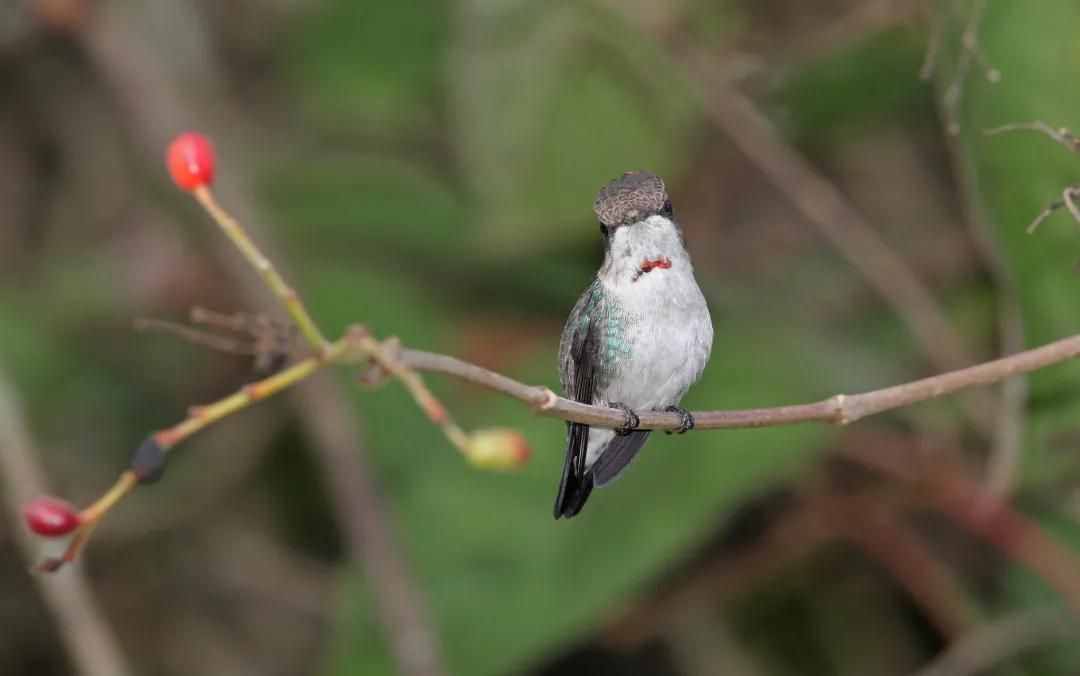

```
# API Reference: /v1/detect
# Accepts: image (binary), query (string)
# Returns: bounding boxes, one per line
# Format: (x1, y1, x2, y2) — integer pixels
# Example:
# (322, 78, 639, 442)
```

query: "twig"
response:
(685, 62, 996, 436)
(398, 330, 1080, 430)
(1024, 199, 1067, 234)
(49, 318, 1080, 567)
(134, 317, 257, 355)
(986, 123, 1080, 231)
(910, 607, 1077, 676)
(139, 309, 294, 375)
(188, 187, 475, 454)
(0, 371, 133, 676)
(42, 342, 344, 570)
(939, 0, 999, 135)
(80, 9, 451, 676)
(191, 186, 329, 354)
(985, 121, 1080, 153)
(986, 122, 1080, 232)
(1023, 188, 1080, 234)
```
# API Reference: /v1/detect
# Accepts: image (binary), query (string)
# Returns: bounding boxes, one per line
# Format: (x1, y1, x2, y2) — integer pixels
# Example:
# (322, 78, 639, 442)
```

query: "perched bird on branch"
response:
(554, 171, 713, 519)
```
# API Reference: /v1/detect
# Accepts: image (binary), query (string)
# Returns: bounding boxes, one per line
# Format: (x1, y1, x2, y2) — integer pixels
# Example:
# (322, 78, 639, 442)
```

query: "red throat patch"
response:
(639, 257, 672, 274)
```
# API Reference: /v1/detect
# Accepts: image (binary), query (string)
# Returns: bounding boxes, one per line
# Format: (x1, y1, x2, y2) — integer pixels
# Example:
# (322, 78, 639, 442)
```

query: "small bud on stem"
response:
(464, 428, 531, 471)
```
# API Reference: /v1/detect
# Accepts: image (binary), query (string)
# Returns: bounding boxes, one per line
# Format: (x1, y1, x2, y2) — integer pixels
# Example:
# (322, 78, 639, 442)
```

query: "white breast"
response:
(596, 215, 714, 410)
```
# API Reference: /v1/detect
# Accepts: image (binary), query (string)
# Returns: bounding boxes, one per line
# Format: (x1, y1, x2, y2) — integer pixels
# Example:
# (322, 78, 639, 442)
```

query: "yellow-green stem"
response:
(354, 333, 472, 453)
(193, 186, 329, 353)
(156, 338, 347, 448)
(79, 471, 139, 523)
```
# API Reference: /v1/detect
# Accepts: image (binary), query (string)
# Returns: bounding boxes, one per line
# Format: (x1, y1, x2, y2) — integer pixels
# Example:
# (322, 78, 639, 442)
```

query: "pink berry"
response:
(167, 132, 216, 190)
(23, 497, 82, 537)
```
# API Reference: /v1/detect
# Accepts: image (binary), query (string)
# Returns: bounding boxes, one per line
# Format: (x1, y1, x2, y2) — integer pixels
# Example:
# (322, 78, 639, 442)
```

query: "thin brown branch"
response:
(0, 372, 133, 676)
(910, 607, 1078, 676)
(397, 330, 1080, 431)
(682, 60, 995, 436)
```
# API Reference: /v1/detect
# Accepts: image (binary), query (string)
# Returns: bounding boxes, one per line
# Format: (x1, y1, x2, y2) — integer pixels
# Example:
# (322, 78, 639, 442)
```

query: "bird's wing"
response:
(554, 282, 601, 518)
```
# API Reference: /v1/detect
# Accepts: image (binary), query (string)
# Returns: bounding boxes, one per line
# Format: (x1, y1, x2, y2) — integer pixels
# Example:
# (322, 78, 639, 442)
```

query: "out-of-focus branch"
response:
(934, 84, 1027, 497)
(931, 0, 999, 136)
(293, 379, 446, 676)
(0, 371, 133, 676)
(825, 498, 977, 637)
(910, 607, 1077, 676)
(604, 486, 971, 649)
(399, 330, 1080, 431)
(849, 443, 1080, 613)
(931, 472, 1080, 612)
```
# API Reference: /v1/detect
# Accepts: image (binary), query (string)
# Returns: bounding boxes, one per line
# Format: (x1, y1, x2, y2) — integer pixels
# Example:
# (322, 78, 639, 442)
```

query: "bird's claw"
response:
(664, 406, 695, 434)
(609, 402, 640, 435)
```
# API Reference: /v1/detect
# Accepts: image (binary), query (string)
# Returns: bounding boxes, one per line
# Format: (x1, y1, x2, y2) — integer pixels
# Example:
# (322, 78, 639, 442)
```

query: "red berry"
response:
(23, 497, 82, 537)
(166, 132, 216, 190)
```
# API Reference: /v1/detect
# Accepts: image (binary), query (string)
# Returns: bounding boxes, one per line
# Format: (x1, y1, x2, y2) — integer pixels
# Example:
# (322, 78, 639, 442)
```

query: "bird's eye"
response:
(661, 199, 673, 217)
(599, 223, 609, 237)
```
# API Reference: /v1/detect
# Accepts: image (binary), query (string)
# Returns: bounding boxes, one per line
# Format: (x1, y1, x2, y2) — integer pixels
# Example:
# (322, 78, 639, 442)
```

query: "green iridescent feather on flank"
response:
(574, 280, 635, 394)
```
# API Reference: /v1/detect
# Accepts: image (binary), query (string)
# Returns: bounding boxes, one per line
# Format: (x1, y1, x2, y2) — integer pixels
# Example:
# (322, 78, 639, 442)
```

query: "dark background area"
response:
(3, 1, 1080, 674)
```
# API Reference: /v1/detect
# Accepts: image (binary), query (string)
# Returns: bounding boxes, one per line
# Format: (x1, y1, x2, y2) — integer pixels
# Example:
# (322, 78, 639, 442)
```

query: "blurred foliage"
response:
(5, 0, 1080, 674)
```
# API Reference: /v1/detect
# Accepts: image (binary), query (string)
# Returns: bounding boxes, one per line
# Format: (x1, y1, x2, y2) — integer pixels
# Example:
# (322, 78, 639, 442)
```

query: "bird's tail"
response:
(553, 422, 594, 519)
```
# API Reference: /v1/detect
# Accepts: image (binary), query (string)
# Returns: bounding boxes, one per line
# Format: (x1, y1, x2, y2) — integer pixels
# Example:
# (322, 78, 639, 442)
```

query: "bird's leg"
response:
(663, 405, 695, 435)
(608, 402, 640, 436)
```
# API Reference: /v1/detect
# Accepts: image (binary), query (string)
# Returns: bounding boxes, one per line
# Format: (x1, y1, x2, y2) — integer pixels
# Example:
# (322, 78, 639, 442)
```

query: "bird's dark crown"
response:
(593, 171, 670, 227)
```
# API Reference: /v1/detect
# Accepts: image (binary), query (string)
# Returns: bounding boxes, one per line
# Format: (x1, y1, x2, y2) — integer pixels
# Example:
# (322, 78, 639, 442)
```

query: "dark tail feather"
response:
(554, 422, 594, 519)
(592, 430, 650, 486)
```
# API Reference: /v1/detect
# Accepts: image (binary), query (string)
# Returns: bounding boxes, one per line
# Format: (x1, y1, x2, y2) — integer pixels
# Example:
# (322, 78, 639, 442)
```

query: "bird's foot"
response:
(609, 402, 640, 436)
(663, 406, 695, 435)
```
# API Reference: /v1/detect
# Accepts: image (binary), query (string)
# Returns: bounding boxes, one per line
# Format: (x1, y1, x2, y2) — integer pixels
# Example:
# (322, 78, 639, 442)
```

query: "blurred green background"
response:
(3, 1, 1080, 675)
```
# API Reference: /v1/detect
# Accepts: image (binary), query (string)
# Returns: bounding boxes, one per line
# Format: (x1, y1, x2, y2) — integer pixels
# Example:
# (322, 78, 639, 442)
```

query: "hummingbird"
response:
(554, 171, 714, 519)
